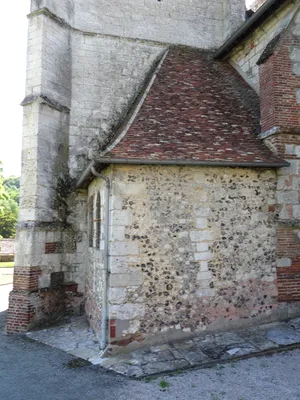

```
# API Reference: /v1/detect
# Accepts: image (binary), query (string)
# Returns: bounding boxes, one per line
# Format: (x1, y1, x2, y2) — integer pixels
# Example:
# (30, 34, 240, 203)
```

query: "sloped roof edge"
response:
(76, 158, 289, 189)
(214, 0, 290, 60)
(100, 50, 168, 157)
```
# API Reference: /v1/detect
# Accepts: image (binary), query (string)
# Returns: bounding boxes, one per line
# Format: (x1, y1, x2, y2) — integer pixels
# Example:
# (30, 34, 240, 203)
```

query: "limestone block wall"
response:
(31, 0, 74, 24)
(72, 0, 225, 48)
(223, 0, 246, 41)
(85, 177, 107, 338)
(69, 34, 164, 177)
(26, 13, 72, 108)
(87, 164, 289, 348)
(229, 1, 298, 92)
(7, 8, 75, 332)
(32, 0, 245, 50)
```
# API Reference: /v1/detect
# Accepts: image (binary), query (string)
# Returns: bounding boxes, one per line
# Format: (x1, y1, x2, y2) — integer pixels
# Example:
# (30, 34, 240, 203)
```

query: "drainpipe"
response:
(91, 166, 111, 351)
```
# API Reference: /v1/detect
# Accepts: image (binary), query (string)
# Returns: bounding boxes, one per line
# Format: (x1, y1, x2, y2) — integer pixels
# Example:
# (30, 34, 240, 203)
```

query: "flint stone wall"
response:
(86, 165, 287, 347)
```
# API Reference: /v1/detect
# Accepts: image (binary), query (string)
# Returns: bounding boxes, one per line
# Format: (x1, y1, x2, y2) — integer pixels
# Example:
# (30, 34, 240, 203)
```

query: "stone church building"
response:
(7, 0, 300, 353)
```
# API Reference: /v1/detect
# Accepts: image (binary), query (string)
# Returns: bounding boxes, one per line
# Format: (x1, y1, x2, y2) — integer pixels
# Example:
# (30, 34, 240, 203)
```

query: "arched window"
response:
(95, 192, 101, 249)
(88, 195, 94, 248)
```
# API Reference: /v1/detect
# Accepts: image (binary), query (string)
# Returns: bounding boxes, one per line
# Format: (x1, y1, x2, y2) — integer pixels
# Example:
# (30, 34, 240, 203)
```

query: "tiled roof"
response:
(99, 47, 284, 166)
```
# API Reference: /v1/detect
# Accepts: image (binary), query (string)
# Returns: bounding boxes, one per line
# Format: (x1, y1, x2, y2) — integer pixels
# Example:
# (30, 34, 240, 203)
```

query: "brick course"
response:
(260, 34, 300, 133)
(259, 18, 300, 304)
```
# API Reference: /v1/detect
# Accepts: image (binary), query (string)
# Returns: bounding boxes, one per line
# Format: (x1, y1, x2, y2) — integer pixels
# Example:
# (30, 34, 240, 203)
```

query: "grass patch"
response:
(159, 379, 170, 390)
(0, 262, 14, 268)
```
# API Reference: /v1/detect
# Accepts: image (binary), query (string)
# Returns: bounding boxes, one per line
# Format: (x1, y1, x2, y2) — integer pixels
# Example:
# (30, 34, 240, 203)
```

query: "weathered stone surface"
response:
(110, 273, 143, 288)
(230, 1, 296, 92)
(265, 326, 300, 346)
(238, 329, 278, 351)
(26, 315, 300, 377)
(88, 165, 278, 343)
(110, 363, 144, 377)
(289, 317, 300, 331)
(32, 0, 244, 50)
(277, 258, 292, 267)
(142, 350, 175, 363)
(225, 344, 258, 357)
(142, 359, 189, 375)
(176, 348, 209, 366)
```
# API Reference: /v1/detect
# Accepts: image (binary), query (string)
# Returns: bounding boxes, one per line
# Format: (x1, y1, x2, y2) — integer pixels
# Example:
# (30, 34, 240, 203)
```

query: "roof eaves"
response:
(76, 157, 289, 189)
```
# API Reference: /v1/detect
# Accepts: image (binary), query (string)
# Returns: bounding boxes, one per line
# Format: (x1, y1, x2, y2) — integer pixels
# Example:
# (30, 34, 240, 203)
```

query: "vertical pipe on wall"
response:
(91, 166, 111, 350)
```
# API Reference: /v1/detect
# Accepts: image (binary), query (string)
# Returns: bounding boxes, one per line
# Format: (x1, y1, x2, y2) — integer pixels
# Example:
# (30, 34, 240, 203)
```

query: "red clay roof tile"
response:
(99, 47, 284, 166)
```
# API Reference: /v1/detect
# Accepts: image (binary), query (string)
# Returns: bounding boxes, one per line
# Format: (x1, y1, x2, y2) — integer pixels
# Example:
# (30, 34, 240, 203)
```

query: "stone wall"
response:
(249, 0, 267, 12)
(258, 9, 300, 306)
(31, 0, 245, 50)
(7, 8, 82, 332)
(85, 176, 108, 338)
(86, 164, 294, 349)
(229, 1, 298, 92)
(69, 34, 164, 178)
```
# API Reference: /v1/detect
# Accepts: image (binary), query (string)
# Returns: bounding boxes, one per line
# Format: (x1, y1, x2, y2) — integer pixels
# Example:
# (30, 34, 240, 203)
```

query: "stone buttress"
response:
(258, 9, 300, 304)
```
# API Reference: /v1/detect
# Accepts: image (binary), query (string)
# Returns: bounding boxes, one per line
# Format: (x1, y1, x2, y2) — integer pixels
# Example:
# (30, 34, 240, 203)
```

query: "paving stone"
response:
(99, 355, 131, 368)
(225, 344, 258, 357)
(289, 317, 300, 331)
(142, 349, 175, 363)
(127, 357, 143, 366)
(110, 363, 144, 377)
(131, 349, 150, 361)
(169, 347, 185, 360)
(25, 315, 300, 377)
(193, 334, 215, 347)
(213, 332, 246, 347)
(177, 348, 209, 365)
(142, 359, 190, 375)
(199, 341, 257, 361)
(69, 347, 100, 360)
(246, 336, 276, 351)
(265, 326, 300, 346)
(77, 339, 98, 348)
(238, 329, 277, 351)
(172, 340, 196, 350)
(149, 344, 172, 353)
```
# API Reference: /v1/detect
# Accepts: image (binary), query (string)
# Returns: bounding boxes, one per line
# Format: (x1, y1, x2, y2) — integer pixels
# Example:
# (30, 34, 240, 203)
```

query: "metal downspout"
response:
(91, 166, 111, 351)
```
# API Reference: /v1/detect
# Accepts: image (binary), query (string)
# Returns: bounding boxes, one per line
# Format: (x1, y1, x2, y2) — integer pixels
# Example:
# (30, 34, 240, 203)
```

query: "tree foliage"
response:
(0, 162, 20, 238)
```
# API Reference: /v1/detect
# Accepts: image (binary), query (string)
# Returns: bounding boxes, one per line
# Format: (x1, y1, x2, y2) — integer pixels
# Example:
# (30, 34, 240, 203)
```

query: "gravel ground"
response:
(1, 290, 300, 400)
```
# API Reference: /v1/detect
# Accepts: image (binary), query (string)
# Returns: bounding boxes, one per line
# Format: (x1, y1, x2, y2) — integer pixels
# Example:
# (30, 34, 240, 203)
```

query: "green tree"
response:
(0, 162, 7, 204)
(3, 176, 20, 204)
(0, 162, 20, 238)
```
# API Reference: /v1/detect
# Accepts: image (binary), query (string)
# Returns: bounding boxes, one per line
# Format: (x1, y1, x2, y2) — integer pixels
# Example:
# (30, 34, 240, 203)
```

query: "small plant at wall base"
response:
(0, 161, 20, 238)
(159, 379, 170, 390)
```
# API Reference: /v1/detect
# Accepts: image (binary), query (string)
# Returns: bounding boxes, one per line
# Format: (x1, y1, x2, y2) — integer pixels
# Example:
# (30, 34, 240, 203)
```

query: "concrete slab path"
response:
(27, 315, 300, 378)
